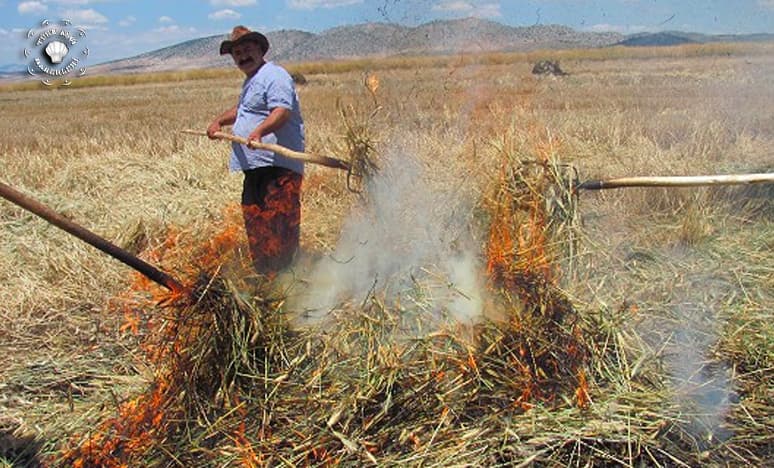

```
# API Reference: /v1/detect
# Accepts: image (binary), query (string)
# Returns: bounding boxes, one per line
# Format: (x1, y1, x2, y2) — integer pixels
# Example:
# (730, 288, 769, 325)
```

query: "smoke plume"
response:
(665, 271, 737, 448)
(287, 141, 484, 329)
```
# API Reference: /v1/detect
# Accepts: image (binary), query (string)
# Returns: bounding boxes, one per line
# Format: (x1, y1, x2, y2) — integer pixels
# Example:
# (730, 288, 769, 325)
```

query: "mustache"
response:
(238, 57, 254, 66)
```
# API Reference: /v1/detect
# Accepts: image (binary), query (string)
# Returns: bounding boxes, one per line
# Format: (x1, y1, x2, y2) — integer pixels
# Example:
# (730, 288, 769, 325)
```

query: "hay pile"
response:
(59, 270, 590, 466)
(52, 118, 770, 467)
(55, 145, 596, 466)
(52, 143, 773, 467)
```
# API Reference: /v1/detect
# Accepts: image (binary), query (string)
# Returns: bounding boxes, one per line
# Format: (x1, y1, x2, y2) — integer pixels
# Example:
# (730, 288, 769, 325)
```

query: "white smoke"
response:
(665, 287, 736, 447)
(287, 140, 484, 329)
(655, 255, 737, 447)
(668, 319, 734, 448)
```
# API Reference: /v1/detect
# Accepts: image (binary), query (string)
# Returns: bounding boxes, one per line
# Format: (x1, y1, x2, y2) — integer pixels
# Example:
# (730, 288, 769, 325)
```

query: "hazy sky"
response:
(1, 0, 773, 65)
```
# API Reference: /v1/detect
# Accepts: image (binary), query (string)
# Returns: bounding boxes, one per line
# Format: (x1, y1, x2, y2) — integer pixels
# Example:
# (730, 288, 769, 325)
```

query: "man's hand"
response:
(247, 128, 264, 146)
(207, 106, 238, 139)
(206, 120, 222, 140)
(246, 108, 290, 147)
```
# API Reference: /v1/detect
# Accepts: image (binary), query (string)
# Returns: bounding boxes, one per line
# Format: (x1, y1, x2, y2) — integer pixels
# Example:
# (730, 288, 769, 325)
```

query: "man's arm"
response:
(207, 105, 238, 139)
(247, 107, 291, 143)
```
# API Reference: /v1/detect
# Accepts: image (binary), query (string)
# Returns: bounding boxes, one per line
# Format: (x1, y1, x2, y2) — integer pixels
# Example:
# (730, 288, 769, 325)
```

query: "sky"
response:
(1, 0, 773, 66)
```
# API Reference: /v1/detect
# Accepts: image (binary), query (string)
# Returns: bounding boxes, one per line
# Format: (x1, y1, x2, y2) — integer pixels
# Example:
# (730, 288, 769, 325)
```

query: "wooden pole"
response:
(181, 129, 350, 171)
(577, 173, 774, 190)
(0, 181, 184, 293)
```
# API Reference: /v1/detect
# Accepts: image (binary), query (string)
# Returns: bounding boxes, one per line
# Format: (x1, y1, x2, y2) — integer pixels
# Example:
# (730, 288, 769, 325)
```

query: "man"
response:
(207, 26, 304, 275)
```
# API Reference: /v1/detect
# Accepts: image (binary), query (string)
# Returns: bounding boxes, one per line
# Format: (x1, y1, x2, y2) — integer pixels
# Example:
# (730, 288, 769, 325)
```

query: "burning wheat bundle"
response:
(57, 130, 597, 466)
(8, 98, 767, 465)
(59, 214, 295, 466)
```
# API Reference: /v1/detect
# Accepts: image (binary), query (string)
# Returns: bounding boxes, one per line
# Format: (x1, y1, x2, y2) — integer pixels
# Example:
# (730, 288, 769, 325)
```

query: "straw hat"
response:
(219, 25, 269, 55)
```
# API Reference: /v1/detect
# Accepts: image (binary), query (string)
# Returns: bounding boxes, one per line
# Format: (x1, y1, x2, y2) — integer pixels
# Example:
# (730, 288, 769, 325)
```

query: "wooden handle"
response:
(577, 173, 774, 190)
(0, 181, 184, 293)
(182, 129, 350, 171)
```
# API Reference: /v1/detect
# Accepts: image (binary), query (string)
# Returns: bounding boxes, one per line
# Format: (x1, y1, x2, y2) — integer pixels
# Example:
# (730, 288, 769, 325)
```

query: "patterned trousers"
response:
(241, 167, 302, 275)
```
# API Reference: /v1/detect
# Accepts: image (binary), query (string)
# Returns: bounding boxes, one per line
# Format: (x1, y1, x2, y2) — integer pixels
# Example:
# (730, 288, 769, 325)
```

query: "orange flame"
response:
(365, 73, 380, 97)
(485, 164, 515, 285)
(61, 204, 254, 467)
(233, 394, 262, 467)
(484, 124, 588, 412)
(576, 368, 591, 409)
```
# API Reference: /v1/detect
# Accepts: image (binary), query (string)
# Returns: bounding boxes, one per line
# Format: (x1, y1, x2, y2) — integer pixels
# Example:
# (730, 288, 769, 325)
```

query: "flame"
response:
(365, 73, 380, 96)
(232, 394, 262, 467)
(61, 379, 175, 467)
(486, 126, 563, 292)
(515, 197, 552, 282)
(575, 368, 591, 409)
(484, 124, 589, 412)
(61, 203, 255, 466)
(485, 166, 515, 284)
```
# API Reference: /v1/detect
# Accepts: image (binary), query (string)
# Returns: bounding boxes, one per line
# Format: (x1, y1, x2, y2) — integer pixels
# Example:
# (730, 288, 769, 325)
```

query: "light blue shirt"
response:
(230, 61, 305, 174)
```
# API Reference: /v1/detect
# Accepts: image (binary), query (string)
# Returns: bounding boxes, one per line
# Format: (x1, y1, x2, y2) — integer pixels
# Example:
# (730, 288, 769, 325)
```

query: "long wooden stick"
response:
(182, 129, 350, 171)
(577, 173, 774, 190)
(0, 181, 184, 293)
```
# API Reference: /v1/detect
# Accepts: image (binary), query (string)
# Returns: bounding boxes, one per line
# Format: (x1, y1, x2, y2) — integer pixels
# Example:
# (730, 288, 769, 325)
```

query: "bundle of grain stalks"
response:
(52, 158, 768, 466)
(52, 136, 603, 467)
(48, 96, 768, 466)
(59, 210, 295, 467)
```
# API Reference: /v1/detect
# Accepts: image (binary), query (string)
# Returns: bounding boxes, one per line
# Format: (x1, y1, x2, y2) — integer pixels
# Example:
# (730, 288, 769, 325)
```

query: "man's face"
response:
(231, 41, 264, 76)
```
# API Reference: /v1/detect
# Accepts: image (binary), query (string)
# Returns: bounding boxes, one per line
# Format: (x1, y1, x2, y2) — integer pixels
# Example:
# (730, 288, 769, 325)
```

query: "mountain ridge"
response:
(6, 18, 774, 78)
(89, 18, 625, 74)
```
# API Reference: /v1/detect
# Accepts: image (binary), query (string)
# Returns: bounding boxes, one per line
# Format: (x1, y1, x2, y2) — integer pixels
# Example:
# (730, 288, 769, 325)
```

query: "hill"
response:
(617, 31, 774, 47)
(617, 32, 699, 47)
(89, 18, 623, 74)
(11, 18, 773, 77)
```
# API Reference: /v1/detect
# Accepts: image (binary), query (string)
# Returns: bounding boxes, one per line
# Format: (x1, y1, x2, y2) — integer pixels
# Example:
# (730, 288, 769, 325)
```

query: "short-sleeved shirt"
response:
(230, 61, 305, 175)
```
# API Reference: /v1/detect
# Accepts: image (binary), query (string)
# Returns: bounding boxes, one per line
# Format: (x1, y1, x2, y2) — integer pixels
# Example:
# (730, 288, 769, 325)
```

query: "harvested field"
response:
(0, 44, 772, 466)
